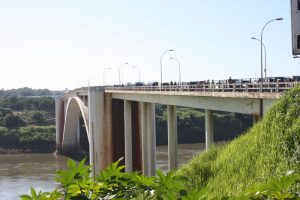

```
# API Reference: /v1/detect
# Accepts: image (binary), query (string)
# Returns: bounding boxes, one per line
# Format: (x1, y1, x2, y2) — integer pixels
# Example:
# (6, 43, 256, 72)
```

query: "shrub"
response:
(21, 158, 300, 200)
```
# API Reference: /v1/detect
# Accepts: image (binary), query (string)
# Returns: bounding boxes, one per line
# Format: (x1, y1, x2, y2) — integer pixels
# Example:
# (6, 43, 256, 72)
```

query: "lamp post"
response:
(260, 18, 283, 85)
(169, 57, 181, 87)
(251, 37, 267, 78)
(103, 67, 111, 86)
(132, 66, 141, 82)
(258, 17, 283, 118)
(160, 49, 174, 87)
(119, 62, 128, 85)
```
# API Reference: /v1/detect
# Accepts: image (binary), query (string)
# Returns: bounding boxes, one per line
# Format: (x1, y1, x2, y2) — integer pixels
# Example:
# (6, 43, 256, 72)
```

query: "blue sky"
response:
(0, 1, 297, 90)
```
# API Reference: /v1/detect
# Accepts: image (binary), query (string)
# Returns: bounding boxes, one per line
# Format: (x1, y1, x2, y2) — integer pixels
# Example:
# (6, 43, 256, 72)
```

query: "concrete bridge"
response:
(55, 82, 295, 175)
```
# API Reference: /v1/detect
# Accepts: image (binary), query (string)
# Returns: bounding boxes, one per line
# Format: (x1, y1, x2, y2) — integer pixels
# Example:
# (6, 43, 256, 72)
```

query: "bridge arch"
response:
(62, 97, 89, 155)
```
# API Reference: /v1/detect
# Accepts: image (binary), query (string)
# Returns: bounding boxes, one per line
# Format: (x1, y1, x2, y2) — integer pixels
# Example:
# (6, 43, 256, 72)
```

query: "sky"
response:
(0, 1, 298, 90)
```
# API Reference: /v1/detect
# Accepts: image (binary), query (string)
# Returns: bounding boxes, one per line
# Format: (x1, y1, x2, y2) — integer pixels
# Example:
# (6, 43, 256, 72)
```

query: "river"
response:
(0, 143, 205, 200)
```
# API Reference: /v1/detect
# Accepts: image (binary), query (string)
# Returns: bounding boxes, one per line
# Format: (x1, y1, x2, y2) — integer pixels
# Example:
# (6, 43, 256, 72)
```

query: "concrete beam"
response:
(167, 105, 178, 170)
(110, 92, 276, 115)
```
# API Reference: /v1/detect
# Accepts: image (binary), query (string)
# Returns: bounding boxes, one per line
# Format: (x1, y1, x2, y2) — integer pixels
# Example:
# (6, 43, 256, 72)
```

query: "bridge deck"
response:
(104, 90, 283, 99)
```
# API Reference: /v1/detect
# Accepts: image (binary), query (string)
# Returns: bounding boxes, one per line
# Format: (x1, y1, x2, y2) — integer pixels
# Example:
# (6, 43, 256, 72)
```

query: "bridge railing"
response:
(105, 81, 297, 93)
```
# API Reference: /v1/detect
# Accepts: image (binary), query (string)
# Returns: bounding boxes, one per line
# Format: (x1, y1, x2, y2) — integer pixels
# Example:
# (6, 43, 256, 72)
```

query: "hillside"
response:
(0, 88, 61, 153)
(177, 84, 300, 198)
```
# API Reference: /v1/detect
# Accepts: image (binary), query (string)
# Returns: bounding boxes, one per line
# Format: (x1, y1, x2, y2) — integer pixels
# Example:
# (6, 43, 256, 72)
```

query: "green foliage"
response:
(0, 96, 54, 112)
(18, 126, 55, 141)
(0, 87, 61, 99)
(0, 88, 57, 152)
(178, 145, 223, 189)
(27, 111, 47, 125)
(177, 85, 300, 198)
(0, 107, 12, 118)
(22, 158, 190, 200)
(22, 157, 300, 199)
(20, 187, 61, 200)
(241, 172, 300, 200)
(3, 113, 25, 128)
(0, 125, 55, 152)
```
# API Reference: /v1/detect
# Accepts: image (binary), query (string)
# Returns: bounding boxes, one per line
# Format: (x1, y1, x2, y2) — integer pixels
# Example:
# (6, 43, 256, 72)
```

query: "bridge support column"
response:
(252, 114, 260, 125)
(167, 105, 178, 170)
(124, 100, 133, 172)
(103, 93, 113, 168)
(131, 101, 142, 171)
(141, 102, 149, 175)
(55, 97, 64, 154)
(205, 109, 213, 150)
(88, 86, 105, 174)
(147, 103, 156, 176)
(111, 99, 125, 166)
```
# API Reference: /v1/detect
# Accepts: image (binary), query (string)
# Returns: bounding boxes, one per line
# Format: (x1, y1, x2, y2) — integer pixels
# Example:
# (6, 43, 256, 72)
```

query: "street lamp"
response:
(103, 67, 111, 86)
(251, 37, 267, 78)
(169, 57, 181, 87)
(160, 49, 174, 87)
(132, 66, 141, 82)
(260, 18, 283, 84)
(119, 62, 128, 85)
(258, 17, 283, 118)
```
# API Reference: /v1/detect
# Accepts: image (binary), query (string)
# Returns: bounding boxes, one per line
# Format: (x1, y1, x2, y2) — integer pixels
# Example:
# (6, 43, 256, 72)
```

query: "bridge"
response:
(55, 81, 295, 175)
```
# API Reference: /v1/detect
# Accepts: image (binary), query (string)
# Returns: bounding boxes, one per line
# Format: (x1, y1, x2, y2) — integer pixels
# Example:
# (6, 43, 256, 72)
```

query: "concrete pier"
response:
(124, 100, 133, 172)
(205, 109, 213, 150)
(167, 105, 178, 170)
(111, 99, 125, 165)
(55, 97, 64, 154)
(103, 93, 113, 169)
(147, 103, 156, 176)
(141, 102, 149, 175)
(88, 86, 105, 174)
(131, 101, 142, 171)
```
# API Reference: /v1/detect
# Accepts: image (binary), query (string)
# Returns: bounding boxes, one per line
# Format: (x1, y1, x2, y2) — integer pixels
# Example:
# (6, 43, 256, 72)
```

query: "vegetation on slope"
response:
(0, 88, 58, 153)
(21, 158, 300, 199)
(0, 87, 61, 98)
(177, 84, 300, 198)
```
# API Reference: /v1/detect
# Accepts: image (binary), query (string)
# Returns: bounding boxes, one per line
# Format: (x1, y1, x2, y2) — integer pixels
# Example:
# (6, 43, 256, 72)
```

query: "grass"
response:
(177, 85, 300, 198)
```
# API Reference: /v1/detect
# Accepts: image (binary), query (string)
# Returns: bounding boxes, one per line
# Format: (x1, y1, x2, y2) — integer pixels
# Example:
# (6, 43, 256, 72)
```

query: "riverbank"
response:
(0, 146, 55, 154)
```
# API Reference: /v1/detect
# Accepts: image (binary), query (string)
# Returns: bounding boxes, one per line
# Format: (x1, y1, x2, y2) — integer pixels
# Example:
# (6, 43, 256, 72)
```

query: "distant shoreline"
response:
(0, 147, 54, 154)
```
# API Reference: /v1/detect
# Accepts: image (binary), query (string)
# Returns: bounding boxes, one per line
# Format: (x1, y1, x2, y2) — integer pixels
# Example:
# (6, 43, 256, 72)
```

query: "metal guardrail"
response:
(105, 81, 297, 93)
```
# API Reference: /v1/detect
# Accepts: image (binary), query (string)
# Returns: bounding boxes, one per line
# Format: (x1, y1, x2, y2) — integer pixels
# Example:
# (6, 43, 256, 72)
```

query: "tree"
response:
(29, 111, 46, 125)
(0, 107, 12, 117)
(3, 113, 25, 128)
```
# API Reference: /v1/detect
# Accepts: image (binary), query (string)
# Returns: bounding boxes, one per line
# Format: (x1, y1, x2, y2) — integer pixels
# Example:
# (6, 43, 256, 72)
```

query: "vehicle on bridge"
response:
(135, 82, 144, 86)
